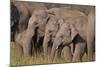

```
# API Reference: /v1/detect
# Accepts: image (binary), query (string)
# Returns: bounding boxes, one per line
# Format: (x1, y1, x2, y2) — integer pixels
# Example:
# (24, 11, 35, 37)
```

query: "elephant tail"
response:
(87, 7, 95, 61)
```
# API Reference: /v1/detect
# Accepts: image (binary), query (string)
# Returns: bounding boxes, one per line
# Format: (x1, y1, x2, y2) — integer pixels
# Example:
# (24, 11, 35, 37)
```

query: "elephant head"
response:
(27, 9, 49, 36)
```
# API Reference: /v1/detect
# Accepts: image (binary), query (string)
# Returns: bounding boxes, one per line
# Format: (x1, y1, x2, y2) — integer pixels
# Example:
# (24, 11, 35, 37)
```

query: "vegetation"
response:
(10, 42, 95, 66)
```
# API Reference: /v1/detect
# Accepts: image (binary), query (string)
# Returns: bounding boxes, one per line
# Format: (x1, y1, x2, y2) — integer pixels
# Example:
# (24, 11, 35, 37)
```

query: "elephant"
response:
(12, 1, 30, 33)
(27, 9, 49, 53)
(11, 1, 47, 42)
(50, 22, 72, 62)
(43, 14, 65, 59)
(15, 9, 49, 56)
(47, 7, 86, 20)
(62, 43, 74, 62)
(87, 7, 95, 61)
(50, 15, 88, 62)
(43, 7, 86, 60)
(11, 1, 49, 54)
(60, 7, 95, 62)
(11, 2, 19, 41)
(46, 7, 95, 62)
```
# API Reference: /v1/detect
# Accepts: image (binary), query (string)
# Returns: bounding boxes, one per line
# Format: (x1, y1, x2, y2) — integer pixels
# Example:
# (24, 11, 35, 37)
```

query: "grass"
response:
(10, 42, 95, 66)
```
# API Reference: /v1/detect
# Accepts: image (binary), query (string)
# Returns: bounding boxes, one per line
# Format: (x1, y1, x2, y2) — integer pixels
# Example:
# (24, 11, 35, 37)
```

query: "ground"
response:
(10, 42, 95, 66)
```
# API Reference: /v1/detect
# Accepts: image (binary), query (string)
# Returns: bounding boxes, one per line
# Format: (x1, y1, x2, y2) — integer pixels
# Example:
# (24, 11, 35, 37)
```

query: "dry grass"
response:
(10, 42, 95, 66)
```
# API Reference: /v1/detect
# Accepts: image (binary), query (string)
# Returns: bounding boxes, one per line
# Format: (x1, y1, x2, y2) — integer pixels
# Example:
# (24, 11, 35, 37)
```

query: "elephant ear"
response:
(70, 25, 78, 41)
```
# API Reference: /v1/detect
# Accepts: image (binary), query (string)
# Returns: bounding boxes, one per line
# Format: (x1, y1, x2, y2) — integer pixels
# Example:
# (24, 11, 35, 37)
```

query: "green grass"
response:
(10, 42, 95, 66)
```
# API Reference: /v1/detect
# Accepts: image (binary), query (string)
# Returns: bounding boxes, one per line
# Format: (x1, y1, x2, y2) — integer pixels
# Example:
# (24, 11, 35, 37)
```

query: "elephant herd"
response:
(11, 1, 95, 63)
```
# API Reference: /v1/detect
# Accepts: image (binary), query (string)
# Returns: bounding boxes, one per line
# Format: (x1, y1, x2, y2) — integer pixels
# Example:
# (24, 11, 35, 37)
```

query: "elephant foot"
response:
(23, 47, 32, 57)
(16, 44, 23, 57)
(87, 49, 94, 61)
(23, 50, 32, 57)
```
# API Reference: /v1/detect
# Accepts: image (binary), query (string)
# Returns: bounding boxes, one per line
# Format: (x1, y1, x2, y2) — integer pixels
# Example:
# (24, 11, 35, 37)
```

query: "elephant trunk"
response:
(43, 34, 50, 58)
(50, 38, 62, 62)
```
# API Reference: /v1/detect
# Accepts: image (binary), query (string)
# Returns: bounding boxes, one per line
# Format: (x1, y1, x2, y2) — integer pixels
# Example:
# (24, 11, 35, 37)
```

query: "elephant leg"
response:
(63, 46, 72, 62)
(31, 39, 35, 55)
(72, 42, 86, 62)
(36, 36, 44, 53)
(47, 46, 52, 60)
(16, 44, 23, 56)
(87, 39, 94, 61)
(15, 33, 23, 56)
(70, 43, 75, 55)
(87, 8, 95, 61)
(23, 44, 32, 57)
(23, 39, 32, 57)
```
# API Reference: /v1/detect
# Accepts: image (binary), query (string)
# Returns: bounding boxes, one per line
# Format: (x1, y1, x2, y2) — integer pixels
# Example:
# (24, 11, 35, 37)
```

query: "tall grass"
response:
(10, 42, 95, 66)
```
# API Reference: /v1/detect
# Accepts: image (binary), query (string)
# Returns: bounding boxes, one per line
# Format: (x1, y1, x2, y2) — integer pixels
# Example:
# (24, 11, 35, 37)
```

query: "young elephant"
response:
(50, 15, 88, 62)
(43, 7, 86, 60)
(43, 14, 64, 59)
(50, 22, 72, 62)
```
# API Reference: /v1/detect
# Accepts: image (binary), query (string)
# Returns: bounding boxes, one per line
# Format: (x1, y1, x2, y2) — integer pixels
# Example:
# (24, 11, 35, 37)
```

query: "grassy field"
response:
(10, 42, 95, 66)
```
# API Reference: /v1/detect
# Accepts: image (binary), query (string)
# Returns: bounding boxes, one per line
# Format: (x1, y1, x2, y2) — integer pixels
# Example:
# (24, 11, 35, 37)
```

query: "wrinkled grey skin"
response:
(15, 10, 49, 56)
(47, 7, 95, 62)
(43, 14, 64, 59)
(50, 22, 72, 62)
(46, 7, 87, 61)
(50, 15, 88, 62)
(43, 7, 85, 58)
